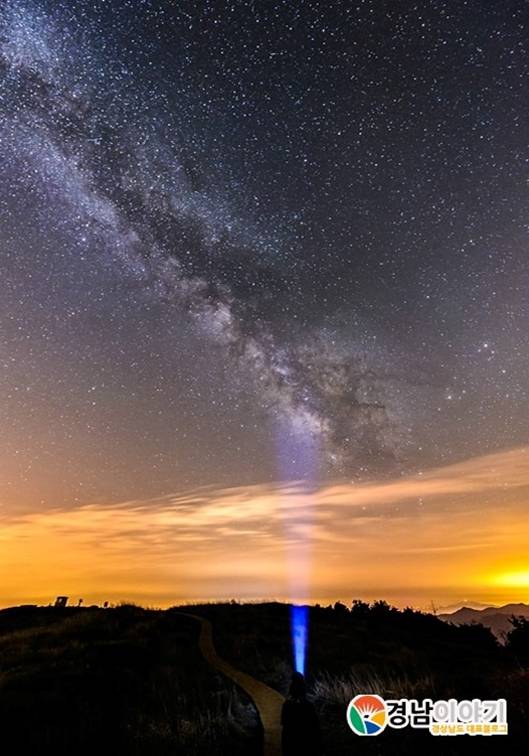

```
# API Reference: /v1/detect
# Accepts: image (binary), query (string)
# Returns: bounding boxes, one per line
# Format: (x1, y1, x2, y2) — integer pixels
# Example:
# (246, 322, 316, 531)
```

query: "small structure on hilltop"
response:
(54, 596, 68, 608)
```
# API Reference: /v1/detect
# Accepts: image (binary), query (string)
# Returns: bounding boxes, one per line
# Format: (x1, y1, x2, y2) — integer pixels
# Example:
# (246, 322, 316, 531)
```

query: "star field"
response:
(1, 0, 529, 510)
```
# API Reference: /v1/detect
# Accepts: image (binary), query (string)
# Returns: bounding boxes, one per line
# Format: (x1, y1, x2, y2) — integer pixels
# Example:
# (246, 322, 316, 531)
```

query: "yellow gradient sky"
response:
(2, 446, 529, 610)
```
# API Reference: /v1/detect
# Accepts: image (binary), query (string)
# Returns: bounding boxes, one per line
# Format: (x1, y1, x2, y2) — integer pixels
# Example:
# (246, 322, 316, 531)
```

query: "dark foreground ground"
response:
(0, 600, 528, 754)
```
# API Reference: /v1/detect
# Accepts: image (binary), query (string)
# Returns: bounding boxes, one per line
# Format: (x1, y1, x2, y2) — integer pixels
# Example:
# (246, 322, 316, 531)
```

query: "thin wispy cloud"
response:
(1, 446, 529, 608)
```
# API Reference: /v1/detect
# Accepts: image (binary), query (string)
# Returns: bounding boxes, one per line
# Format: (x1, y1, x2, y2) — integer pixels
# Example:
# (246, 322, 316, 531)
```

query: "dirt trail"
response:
(181, 613, 285, 756)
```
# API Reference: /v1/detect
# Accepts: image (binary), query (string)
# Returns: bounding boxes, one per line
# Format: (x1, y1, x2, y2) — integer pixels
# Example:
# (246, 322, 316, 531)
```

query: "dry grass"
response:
(312, 668, 436, 705)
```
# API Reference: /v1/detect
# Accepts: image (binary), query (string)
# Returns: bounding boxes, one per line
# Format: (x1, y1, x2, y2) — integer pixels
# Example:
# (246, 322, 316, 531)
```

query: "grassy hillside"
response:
(0, 605, 259, 755)
(192, 600, 528, 754)
(1, 601, 527, 754)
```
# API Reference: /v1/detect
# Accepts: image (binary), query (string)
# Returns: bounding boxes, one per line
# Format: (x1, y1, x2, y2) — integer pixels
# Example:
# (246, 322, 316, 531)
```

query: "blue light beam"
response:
(291, 604, 308, 675)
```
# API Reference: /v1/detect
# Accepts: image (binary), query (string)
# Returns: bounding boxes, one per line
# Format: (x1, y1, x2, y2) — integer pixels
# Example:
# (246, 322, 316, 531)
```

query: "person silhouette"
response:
(281, 672, 322, 756)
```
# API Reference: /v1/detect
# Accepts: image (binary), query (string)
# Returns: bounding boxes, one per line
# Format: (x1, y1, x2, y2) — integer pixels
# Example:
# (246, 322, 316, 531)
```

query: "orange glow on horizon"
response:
(1, 446, 529, 610)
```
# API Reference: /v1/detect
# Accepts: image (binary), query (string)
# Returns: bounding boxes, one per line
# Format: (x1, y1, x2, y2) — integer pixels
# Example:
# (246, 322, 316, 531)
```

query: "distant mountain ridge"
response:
(436, 601, 493, 613)
(438, 603, 529, 639)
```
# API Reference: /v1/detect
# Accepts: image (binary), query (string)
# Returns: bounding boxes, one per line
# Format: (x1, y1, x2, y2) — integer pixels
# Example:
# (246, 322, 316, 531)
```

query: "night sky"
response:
(2, 0, 529, 516)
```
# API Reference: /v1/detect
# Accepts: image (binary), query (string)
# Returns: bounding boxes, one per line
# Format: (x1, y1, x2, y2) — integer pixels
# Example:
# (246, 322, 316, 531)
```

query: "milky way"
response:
(1, 0, 529, 509)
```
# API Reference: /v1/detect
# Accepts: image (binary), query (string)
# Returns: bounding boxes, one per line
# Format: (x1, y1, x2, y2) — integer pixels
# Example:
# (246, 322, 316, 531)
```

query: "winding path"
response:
(181, 613, 285, 756)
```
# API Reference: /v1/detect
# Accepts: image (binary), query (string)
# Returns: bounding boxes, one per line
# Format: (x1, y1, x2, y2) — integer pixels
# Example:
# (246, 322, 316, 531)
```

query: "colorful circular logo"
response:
(347, 694, 387, 736)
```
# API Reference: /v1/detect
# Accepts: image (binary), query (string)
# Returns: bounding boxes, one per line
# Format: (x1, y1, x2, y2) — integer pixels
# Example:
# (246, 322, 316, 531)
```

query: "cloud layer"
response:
(2, 446, 529, 608)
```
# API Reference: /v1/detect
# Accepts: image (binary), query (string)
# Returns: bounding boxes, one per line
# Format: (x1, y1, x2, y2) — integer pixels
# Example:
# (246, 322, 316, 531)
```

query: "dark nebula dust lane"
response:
(1, 0, 529, 508)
